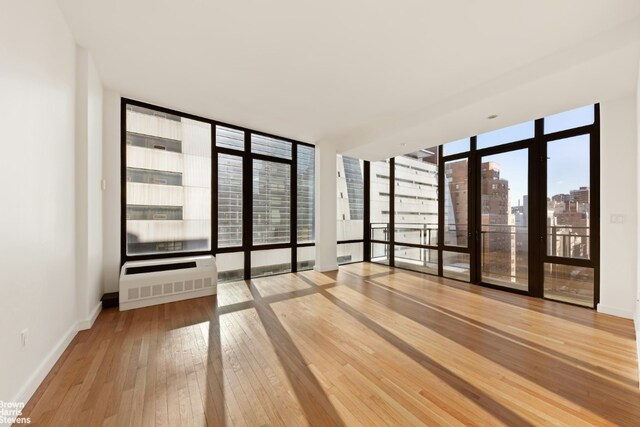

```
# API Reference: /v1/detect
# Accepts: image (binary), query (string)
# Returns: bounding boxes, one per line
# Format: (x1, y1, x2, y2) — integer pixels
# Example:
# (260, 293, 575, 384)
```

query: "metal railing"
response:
(547, 225, 590, 259)
(369, 222, 590, 284)
(480, 225, 528, 284)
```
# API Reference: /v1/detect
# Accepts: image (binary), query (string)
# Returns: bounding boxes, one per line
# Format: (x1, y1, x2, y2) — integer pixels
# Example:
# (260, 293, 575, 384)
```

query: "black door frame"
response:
(472, 136, 535, 296)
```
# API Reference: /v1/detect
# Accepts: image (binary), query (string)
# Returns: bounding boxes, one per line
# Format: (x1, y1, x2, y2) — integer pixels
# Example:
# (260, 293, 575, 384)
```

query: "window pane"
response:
(127, 168, 182, 186)
(371, 243, 390, 265)
(544, 263, 594, 307)
(444, 159, 468, 247)
(297, 246, 315, 271)
(338, 242, 363, 265)
(218, 154, 242, 248)
(216, 125, 244, 150)
(217, 252, 244, 283)
(546, 135, 590, 259)
(251, 248, 291, 278)
(337, 155, 364, 241)
(253, 160, 291, 245)
(544, 105, 594, 134)
(394, 148, 438, 246)
(443, 251, 470, 281)
(126, 104, 211, 255)
(298, 146, 315, 243)
(251, 134, 292, 159)
(370, 160, 391, 241)
(477, 121, 534, 149)
(480, 149, 529, 291)
(443, 138, 469, 156)
(395, 246, 438, 275)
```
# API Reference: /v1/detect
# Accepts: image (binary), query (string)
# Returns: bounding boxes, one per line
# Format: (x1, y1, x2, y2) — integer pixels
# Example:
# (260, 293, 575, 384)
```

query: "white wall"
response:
(636, 58, 640, 330)
(75, 47, 103, 327)
(0, 0, 78, 404)
(315, 143, 338, 272)
(599, 94, 638, 319)
(102, 88, 121, 293)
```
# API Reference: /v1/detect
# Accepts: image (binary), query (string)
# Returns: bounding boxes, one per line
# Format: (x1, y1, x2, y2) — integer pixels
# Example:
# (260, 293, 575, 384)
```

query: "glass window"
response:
(546, 135, 590, 259)
(477, 121, 534, 149)
(394, 246, 438, 275)
(253, 160, 291, 245)
(251, 248, 291, 278)
(127, 168, 182, 186)
(216, 125, 244, 150)
(251, 134, 292, 159)
(442, 251, 470, 281)
(297, 246, 315, 271)
(297, 145, 315, 243)
(394, 148, 438, 247)
(125, 105, 211, 256)
(444, 158, 468, 247)
(371, 243, 390, 265)
(544, 105, 594, 134)
(337, 155, 364, 241)
(217, 154, 243, 248)
(443, 138, 470, 156)
(338, 242, 364, 265)
(544, 263, 594, 307)
(217, 252, 244, 283)
(370, 160, 391, 241)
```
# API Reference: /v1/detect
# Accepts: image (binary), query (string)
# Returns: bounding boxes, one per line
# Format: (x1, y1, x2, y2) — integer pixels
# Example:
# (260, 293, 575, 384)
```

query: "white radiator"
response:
(119, 255, 217, 311)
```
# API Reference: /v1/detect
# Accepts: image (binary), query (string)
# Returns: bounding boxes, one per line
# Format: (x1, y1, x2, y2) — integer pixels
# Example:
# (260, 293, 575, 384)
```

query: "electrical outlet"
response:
(610, 214, 625, 224)
(21, 328, 28, 347)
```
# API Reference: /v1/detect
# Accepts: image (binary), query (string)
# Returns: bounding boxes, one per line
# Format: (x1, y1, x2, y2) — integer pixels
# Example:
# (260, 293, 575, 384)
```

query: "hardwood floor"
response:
(21, 263, 640, 426)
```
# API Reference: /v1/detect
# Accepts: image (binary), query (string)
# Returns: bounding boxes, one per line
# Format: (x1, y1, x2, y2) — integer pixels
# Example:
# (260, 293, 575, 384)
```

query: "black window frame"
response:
(121, 98, 315, 281)
(361, 104, 600, 309)
(337, 155, 369, 266)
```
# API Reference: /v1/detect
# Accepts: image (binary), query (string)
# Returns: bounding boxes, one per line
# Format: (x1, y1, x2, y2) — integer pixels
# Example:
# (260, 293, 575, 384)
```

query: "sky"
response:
(444, 105, 593, 208)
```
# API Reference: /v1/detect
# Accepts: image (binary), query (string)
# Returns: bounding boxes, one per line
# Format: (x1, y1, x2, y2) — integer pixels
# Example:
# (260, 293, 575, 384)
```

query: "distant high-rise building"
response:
(125, 105, 212, 255)
(547, 186, 590, 258)
(479, 162, 516, 283)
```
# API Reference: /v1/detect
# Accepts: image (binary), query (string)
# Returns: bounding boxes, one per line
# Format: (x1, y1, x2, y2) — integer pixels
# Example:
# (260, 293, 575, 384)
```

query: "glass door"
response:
(478, 148, 529, 291)
(542, 133, 596, 307)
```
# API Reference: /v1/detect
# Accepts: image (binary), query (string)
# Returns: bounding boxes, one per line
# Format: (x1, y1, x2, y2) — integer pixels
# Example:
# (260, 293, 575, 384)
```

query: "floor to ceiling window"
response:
(360, 104, 599, 308)
(337, 155, 366, 264)
(370, 159, 391, 265)
(124, 105, 212, 256)
(122, 99, 315, 282)
(442, 142, 471, 281)
(393, 148, 438, 275)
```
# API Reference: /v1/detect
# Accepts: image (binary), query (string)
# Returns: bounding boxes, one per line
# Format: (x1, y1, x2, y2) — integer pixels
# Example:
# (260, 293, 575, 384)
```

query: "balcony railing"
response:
(369, 223, 589, 283)
(370, 222, 466, 245)
(480, 225, 528, 286)
(547, 225, 590, 259)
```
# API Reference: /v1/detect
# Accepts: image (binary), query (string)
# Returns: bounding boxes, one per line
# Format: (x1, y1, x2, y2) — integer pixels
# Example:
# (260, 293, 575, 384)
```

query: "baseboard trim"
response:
(12, 303, 104, 409)
(635, 302, 640, 388)
(13, 322, 78, 406)
(596, 303, 634, 319)
(314, 264, 339, 273)
(78, 301, 102, 331)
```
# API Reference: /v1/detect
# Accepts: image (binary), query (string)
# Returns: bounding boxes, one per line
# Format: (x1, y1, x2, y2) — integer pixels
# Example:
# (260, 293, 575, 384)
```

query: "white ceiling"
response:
(58, 0, 640, 160)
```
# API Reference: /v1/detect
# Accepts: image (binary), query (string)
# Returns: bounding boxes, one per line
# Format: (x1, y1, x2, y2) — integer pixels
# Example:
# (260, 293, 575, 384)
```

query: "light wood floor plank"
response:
(18, 263, 640, 426)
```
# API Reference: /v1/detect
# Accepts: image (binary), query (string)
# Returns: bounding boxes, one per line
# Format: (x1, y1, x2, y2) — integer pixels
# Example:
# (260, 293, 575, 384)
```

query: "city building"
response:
(125, 105, 212, 255)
